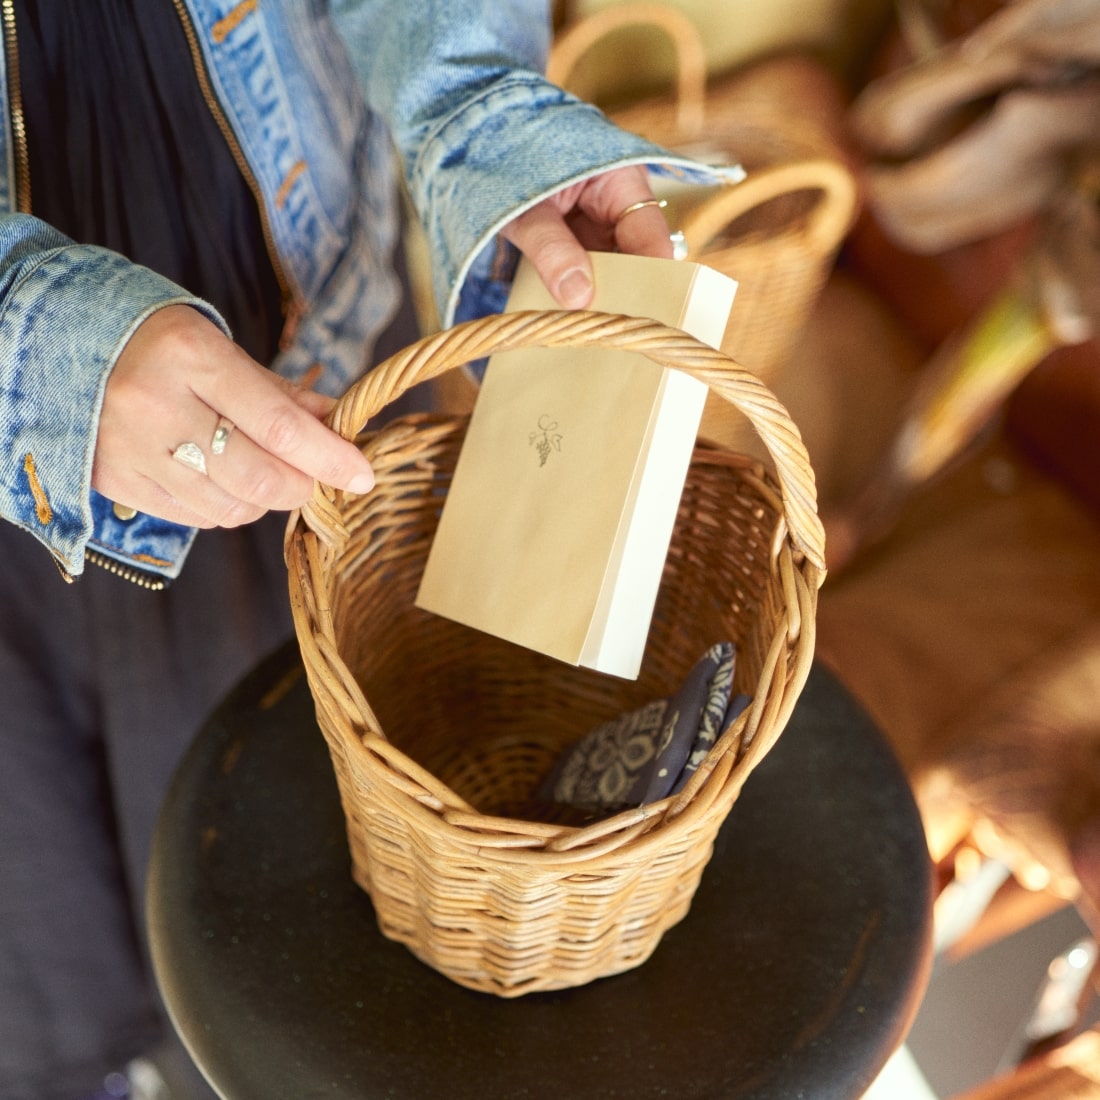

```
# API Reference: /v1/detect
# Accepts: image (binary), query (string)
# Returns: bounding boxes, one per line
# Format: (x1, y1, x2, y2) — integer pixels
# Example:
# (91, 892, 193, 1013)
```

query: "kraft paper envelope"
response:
(415, 251, 737, 679)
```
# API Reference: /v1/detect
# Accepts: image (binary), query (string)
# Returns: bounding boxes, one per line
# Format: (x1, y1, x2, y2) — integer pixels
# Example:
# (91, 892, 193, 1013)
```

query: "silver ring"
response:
(211, 415, 235, 456)
(172, 441, 207, 475)
(614, 198, 667, 227)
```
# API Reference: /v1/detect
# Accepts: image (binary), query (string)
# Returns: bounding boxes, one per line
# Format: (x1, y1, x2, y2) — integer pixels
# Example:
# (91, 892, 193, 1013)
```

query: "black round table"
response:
(148, 641, 933, 1100)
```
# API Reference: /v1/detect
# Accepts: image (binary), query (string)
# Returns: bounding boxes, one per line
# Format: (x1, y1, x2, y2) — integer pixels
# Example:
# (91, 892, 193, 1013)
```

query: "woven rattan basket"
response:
(548, 4, 859, 449)
(286, 309, 826, 997)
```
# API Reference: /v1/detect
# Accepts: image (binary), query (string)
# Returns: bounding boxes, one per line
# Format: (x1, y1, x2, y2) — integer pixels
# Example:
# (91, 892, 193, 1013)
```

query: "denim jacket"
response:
(0, 0, 734, 585)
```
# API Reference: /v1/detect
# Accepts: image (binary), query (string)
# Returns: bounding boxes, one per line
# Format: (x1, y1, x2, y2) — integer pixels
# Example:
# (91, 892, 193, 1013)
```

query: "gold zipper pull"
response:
(51, 554, 75, 584)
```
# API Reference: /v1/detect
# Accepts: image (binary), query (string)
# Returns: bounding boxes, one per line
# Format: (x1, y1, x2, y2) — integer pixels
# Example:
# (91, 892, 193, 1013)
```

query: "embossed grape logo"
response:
(529, 414, 562, 467)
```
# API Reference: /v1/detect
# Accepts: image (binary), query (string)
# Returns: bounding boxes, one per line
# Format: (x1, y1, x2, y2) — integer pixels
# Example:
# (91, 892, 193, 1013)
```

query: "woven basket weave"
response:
(548, 4, 859, 449)
(285, 309, 826, 996)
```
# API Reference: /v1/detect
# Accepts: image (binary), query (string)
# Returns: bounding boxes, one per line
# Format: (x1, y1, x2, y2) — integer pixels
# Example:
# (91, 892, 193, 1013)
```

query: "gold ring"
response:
(614, 198, 667, 226)
(211, 415, 235, 456)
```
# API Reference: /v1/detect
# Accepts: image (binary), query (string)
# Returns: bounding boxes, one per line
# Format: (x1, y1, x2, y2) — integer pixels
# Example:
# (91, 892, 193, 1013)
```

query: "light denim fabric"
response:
(0, 0, 736, 582)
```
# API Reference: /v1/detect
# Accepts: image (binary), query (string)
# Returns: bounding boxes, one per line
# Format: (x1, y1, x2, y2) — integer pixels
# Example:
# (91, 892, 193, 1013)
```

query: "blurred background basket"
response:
(285, 309, 826, 996)
(548, 2, 860, 449)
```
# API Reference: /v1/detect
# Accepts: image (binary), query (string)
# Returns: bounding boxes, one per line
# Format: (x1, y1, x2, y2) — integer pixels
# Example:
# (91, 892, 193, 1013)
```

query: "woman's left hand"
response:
(500, 164, 673, 308)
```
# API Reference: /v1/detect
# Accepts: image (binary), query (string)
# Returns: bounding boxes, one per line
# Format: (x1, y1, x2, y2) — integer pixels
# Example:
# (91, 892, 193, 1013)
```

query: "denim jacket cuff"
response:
(0, 240, 228, 579)
(406, 74, 742, 326)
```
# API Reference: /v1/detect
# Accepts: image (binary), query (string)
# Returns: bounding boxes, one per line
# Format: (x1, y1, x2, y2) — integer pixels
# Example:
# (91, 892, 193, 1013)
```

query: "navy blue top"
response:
(16, 0, 284, 364)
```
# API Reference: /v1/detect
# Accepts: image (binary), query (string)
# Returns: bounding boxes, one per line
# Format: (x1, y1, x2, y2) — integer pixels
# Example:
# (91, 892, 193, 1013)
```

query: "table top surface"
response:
(149, 642, 932, 1100)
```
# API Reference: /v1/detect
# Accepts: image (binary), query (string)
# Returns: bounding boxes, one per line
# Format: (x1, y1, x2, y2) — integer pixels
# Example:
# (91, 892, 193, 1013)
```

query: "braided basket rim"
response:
(286, 309, 824, 860)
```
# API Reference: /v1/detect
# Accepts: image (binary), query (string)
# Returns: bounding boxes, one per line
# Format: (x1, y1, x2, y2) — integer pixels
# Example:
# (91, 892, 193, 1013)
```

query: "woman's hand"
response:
(500, 164, 673, 308)
(93, 166, 670, 528)
(92, 304, 376, 528)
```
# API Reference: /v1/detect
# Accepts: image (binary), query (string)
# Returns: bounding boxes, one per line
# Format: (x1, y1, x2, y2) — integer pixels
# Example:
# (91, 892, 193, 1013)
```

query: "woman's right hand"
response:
(92, 304, 376, 527)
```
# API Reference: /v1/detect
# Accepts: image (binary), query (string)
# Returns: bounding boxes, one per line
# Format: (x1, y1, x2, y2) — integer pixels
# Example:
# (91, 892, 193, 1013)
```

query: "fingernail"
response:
(348, 469, 375, 494)
(557, 268, 592, 309)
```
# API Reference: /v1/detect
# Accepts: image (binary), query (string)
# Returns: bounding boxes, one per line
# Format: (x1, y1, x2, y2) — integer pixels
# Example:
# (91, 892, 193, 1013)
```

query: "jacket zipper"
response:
(3, 3, 302, 587)
(4, 2, 85, 586)
(1, 0, 30, 212)
(170, 0, 305, 346)
(83, 548, 168, 591)
(3, 4, 170, 587)
(4, 1, 302, 325)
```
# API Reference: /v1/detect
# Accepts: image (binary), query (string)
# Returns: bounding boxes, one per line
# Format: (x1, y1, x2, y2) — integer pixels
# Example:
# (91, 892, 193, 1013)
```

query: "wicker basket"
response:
(548, 4, 859, 448)
(285, 309, 826, 997)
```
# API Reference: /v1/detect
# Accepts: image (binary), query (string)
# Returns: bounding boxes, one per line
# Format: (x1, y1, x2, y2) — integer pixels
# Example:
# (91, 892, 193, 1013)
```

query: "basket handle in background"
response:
(678, 159, 859, 260)
(546, 2, 707, 137)
(302, 309, 826, 574)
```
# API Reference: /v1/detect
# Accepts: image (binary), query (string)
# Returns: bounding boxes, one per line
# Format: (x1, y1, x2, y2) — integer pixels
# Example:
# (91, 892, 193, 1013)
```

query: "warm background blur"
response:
(533, 3, 1100, 1095)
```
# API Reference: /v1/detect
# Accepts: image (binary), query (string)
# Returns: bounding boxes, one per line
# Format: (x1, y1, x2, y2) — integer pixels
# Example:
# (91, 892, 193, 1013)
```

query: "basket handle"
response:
(546, 3, 706, 137)
(306, 310, 825, 571)
(680, 159, 859, 259)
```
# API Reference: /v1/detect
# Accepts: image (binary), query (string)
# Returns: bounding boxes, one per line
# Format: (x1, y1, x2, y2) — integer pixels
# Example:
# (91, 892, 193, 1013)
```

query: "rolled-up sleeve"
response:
(0, 214, 226, 575)
(331, 0, 739, 325)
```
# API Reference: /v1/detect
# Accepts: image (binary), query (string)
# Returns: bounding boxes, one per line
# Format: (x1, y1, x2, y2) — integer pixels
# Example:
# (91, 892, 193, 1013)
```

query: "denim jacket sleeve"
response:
(331, 0, 739, 327)
(2, 3, 737, 584)
(0, 213, 228, 578)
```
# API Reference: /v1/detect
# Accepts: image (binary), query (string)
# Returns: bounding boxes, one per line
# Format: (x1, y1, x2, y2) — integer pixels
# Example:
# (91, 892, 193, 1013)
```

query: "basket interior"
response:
(328, 413, 787, 822)
(708, 188, 830, 247)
